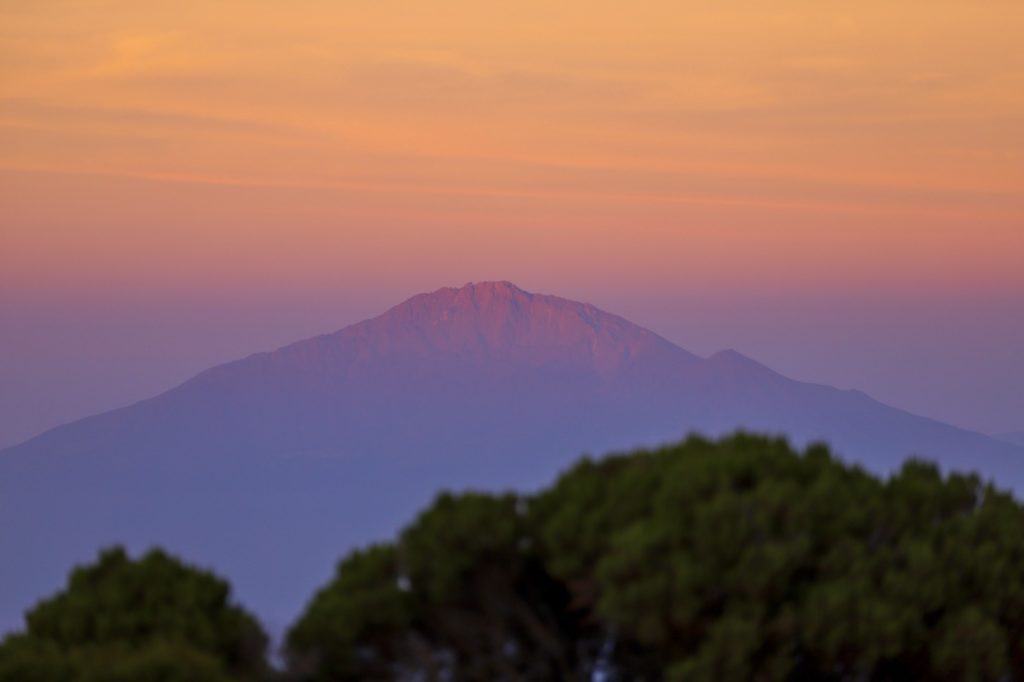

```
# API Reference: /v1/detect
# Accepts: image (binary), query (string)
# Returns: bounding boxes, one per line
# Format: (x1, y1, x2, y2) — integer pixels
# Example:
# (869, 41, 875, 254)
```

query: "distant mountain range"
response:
(2, 281, 1021, 636)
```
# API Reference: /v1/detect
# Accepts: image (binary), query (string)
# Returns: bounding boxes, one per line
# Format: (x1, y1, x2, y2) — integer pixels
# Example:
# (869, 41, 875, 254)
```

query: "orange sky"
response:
(2, 0, 1022, 300)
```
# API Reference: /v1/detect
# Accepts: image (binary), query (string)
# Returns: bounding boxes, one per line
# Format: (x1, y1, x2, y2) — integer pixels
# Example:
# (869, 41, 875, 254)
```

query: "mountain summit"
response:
(255, 281, 696, 381)
(346, 281, 695, 373)
(2, 282, 1021, 636)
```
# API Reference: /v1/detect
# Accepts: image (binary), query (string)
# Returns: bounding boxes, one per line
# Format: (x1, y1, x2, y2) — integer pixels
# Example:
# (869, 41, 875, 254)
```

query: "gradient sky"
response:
(1, 0, 1022, 448)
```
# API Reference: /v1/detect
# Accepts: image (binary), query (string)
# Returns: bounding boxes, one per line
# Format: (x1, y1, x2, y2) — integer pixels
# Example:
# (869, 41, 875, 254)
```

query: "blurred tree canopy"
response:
(286, 434, 1024, 681)
(2, 434, 1022, 680)
(0, 547, 267, 681)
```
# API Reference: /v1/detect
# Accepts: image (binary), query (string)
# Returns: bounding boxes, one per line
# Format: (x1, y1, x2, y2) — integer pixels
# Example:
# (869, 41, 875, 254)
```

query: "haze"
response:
(2, 0, 1023, 448)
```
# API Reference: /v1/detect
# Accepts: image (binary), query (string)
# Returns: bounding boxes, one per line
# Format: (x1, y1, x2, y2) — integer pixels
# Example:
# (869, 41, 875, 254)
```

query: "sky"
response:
(1, 0, 1022, 449)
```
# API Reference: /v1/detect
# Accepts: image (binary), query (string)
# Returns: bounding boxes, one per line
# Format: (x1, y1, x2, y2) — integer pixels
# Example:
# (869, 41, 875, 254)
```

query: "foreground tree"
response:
(287, 493, 583, 680)
(288, 433, 1024, 681)
(0, 547, 268, 681)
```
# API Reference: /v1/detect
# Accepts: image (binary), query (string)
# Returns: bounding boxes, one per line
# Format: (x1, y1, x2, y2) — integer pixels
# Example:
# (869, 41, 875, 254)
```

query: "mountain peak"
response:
(457, 280, 526, 296)
(446, 280, 534, 310)
(358, 281, 697, 377)
(421, 280, 528, 302)
(257, 282, 698, 381)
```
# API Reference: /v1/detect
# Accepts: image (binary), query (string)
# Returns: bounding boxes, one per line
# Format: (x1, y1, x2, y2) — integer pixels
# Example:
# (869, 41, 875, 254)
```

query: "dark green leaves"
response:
(289, 434, 1024, 681)
(0, 547, 267, 681)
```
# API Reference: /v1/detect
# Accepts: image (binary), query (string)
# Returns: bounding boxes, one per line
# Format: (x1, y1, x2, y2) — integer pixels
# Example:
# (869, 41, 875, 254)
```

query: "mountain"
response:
(995, 431, 1024, 448)
(2, 281, 1022, 637)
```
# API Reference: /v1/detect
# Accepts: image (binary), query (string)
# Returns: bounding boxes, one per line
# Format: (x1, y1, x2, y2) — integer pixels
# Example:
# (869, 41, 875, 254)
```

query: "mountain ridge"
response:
(2, 281, 1021, 638)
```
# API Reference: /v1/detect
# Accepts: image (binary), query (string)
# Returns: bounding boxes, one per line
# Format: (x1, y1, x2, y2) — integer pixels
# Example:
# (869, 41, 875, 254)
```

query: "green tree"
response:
(286, 545, 413, 680)
(0, 547, 267, 681)
(288, 433, 1024, 681)
(287, 493, 581, 681)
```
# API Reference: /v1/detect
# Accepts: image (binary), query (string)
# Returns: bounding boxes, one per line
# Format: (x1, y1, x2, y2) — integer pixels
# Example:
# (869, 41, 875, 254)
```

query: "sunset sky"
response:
(2, 0, 1022, 448)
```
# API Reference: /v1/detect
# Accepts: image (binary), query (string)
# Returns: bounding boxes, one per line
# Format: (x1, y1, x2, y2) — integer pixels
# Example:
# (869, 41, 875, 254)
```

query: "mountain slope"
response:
(2, 281, 1021, 637)
(994, 431, 1024, 448)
